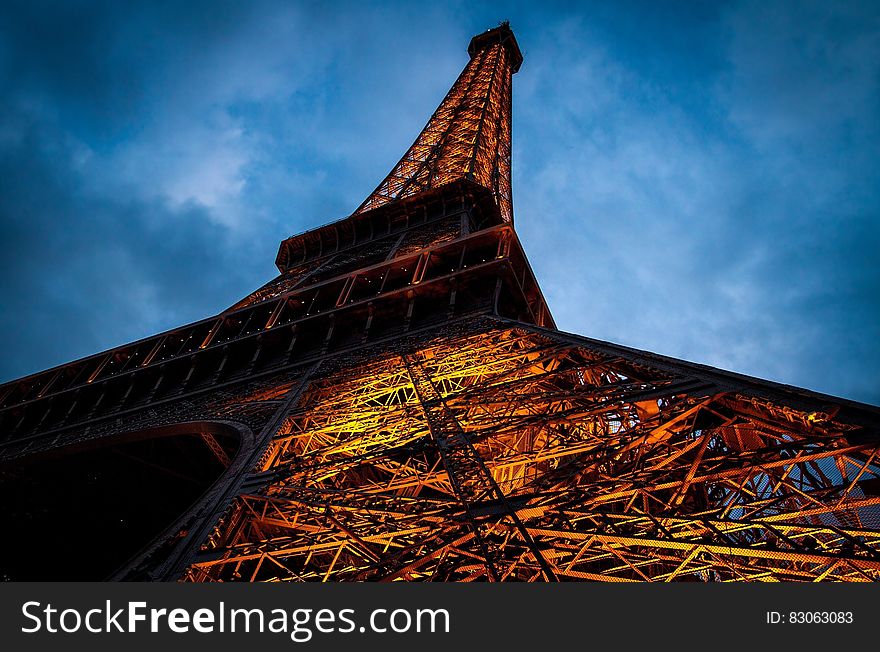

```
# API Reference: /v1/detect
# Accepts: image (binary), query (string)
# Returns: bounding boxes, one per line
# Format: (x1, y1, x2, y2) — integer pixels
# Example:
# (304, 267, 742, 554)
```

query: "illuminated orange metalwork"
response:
(0, 23, 878, 582)
(182, 324, 880, 582)
(354, 25, 519, 222)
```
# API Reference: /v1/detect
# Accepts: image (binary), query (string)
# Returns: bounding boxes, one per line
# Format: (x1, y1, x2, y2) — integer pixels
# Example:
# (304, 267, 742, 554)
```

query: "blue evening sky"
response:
(1, 0, 878, 404)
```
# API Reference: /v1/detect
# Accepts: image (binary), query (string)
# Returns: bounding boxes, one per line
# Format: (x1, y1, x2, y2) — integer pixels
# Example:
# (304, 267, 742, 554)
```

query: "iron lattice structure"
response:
(1, 24, 879, 582)
(354, 25, 518, 222)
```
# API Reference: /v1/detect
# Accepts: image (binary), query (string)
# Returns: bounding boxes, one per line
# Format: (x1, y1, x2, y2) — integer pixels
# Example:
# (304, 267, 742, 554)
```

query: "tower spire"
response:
(354, 23, 521, 222)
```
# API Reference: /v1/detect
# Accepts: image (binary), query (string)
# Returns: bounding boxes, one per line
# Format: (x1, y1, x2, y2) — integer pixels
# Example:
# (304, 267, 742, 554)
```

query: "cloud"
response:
(0, 103, 249, 375)
(0, 0, 466, 381)
(512, 3, 880, 404)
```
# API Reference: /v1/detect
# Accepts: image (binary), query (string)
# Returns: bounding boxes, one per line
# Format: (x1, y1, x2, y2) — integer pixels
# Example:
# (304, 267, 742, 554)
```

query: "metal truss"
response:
(184, 322, 880, 582)
(354, 24, 517, 222)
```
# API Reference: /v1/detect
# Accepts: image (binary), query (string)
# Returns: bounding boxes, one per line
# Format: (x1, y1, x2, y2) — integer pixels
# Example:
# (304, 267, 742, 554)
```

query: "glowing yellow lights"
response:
(184, 325, 880, 583)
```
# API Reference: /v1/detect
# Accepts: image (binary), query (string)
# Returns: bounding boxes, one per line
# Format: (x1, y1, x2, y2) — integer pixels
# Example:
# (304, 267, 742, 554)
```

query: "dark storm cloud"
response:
(0, 94, 246, 375)
(0, 1, 252, 138)
(0, 0, 261, 374)
(1, 1, 878, 405)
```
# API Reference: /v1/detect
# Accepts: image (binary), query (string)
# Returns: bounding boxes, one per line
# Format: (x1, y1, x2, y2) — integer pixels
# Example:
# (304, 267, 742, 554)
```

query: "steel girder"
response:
(184, 321, 880, 582)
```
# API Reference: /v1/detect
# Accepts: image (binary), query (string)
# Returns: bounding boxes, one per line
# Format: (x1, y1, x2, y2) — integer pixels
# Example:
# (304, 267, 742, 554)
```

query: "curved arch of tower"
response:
(1, 24, 879, 582)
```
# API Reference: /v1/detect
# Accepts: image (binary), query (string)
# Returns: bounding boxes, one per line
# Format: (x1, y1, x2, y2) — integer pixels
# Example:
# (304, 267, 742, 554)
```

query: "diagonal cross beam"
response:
(403, 353, 558, 581)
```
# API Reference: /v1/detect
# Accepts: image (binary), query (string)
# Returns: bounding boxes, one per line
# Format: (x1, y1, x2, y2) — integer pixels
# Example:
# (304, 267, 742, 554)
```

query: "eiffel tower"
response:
(2, 23, 879, 582)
